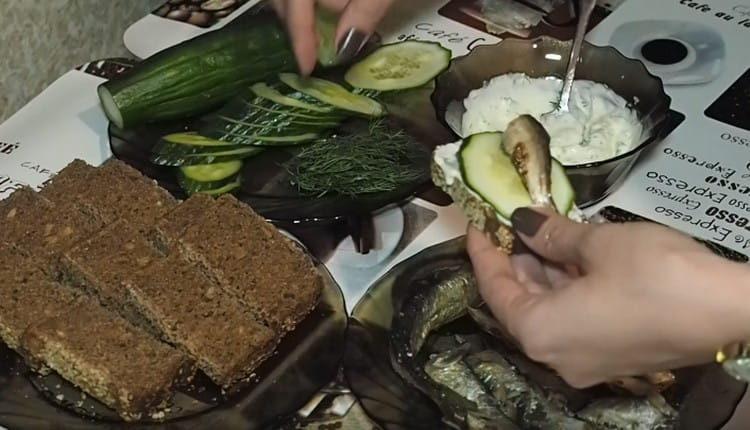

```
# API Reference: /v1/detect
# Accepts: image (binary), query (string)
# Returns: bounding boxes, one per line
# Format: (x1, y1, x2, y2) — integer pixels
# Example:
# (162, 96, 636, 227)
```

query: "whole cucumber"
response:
(98, 15, 295, 130)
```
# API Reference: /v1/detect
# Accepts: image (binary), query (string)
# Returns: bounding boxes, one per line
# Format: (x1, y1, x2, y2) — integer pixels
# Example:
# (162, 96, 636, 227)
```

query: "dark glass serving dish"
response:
(344, 235, 746, 430)
(432, 36, 677, 207)
(0, 258, 348, 430)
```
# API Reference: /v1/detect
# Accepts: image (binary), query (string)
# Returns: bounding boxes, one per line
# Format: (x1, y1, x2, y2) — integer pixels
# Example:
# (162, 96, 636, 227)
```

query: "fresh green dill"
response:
(285, 119, 429, 197)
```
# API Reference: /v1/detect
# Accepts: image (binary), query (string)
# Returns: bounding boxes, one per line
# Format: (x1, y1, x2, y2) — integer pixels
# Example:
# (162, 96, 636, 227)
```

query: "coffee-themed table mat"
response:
(1, 0, 749, 428)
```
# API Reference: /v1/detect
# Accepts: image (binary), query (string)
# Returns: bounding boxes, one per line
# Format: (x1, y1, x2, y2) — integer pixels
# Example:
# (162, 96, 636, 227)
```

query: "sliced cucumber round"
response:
(198, 179, 241, 196)
(344, 41, 451, 91)
(219, 131, 321, 146)
(315, 7, 339, 67)
(178, 171, 241, 195)
(161, 132, 231, 147)
(152, 145, 263, 166)
(279, 73, 385, 117)
(180, 160, 243, 183)
(459, 132, 575, 220)
(251, 83, 333, 113)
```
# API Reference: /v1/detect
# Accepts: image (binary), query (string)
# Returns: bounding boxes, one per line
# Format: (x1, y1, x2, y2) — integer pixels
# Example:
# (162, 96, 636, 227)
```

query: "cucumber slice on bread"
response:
(459, 132, 575, 220)
(431, 129, 578, 253)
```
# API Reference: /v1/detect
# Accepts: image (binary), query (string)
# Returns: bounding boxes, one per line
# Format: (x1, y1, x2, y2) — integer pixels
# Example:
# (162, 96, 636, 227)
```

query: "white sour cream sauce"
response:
(461, 73, 643, 165)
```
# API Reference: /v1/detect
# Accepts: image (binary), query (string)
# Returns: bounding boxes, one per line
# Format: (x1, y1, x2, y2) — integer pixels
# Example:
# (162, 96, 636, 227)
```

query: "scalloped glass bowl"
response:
(432, 36, 674, 207)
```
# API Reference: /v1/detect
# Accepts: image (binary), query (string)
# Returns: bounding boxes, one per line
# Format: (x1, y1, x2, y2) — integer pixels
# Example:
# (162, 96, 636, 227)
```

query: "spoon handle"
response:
(558, 0, 596, 112)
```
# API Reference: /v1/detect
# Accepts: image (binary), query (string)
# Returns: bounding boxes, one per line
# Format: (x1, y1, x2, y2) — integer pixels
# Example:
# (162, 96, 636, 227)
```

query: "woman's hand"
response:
(272, 0, 394, 75)
(466, 208, 750, 388)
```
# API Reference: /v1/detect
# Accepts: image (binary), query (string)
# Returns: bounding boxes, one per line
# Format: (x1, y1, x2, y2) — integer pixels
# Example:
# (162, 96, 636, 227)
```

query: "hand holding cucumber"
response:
(272, 0, 395, 75)
(466, 208, 750, 389)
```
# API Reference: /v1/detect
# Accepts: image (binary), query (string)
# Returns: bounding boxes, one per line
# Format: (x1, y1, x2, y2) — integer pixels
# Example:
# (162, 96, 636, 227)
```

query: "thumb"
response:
(510, 207, 592, 266)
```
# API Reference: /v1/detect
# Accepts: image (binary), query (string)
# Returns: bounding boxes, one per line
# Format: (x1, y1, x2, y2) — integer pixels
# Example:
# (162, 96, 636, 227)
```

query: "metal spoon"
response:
(546, 0, 596, 115)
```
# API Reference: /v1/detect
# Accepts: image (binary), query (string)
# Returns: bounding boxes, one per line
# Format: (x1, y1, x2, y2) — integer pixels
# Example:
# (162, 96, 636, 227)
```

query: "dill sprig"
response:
(285, 119, 429, 198)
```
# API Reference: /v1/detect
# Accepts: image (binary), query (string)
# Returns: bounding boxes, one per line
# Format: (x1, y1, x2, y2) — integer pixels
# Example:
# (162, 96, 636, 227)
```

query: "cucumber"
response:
(178, 171, 241, 195)
(151, 132, 264, 165)
(279, 73, 385, 117)
(152, 145, 264, 166)
(200, 89, 340, 146)
(180, 160, 243, 182)
(218, 132, 321, 146)
(459, 132, 575, 219)
(345, 41, 451, 91)
(316, 7, 339, 67)
(177, 160, 244, 195)
(251, 83, 333, 113)
(98, 20, 297, 130)
(156, 132, 233, 148)
(196, 178, 242, 196)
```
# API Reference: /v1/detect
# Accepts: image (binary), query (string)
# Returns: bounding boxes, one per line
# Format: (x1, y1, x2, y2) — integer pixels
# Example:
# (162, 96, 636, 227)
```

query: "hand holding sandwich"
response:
(467, 208, 750, 388)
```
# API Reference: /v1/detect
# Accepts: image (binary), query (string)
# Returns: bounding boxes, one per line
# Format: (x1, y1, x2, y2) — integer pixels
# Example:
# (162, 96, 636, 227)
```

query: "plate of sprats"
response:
(344, 231, 747, 430)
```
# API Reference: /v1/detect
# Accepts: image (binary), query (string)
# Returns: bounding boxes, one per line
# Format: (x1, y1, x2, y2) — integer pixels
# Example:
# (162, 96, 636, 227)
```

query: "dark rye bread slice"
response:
(0, 244, 80, 351)
(38, 159, 97, 200)
(40, 159, 177, 230)
(125, 252, 277, 389)
(431, 157, 515, 253)
(21, 296, 194, 422)
(162, 194, 323, 333)
(58, 219, 164, 337)
(150, 193, 214, 253)
(0, 187, 107, 259)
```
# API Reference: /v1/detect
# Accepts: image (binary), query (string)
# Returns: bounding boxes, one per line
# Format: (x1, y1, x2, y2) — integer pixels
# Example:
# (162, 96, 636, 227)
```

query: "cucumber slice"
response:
(459, 132, 575, 219)
(161, 132, 230, 147)
(152, 145, 263, 166)
(344, 41, 451, 91)
(197, 179, 241, 196)
(251, 83, 333, 113)
(178, 171, 241, 195)
(218, 132, 321, 146)
(199, 87, 342, 146)
(178, 160, 244, 196)
(316, 8, 339, 67)
(153, 140, 239, 157)
(180, 160, 243, 182)
(279, 73, 385, 117)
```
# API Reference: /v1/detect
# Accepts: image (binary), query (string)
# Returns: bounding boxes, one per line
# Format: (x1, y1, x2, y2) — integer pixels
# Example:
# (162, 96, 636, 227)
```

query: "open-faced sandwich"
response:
(431, 114, 585, 253)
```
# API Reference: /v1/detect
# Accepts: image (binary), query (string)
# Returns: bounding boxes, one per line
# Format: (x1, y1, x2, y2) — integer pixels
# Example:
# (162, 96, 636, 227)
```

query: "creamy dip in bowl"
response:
(431, 36, 673, 207)
(461, 73, 643, 166)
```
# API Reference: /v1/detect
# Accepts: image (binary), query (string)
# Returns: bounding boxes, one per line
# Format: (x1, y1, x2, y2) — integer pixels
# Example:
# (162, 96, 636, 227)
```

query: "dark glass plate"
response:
(109, 112, 436, 224)
(103, 12, 453, 224)
(344, 235, 746, 430)
(0, 257, 348, 430)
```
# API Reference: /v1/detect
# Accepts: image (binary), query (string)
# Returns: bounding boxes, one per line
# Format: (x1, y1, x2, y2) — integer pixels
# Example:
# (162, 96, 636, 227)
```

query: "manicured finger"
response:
(285, 0, 318, 75)
(335, 0, 393, 61)
(511, 208, 593, 266)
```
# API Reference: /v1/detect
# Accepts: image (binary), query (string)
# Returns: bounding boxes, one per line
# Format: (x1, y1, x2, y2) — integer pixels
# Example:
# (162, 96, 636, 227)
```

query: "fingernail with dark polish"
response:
(511, 233, 532, 255)
(511, 208, 548, 237)
(336, 28, 369, 64)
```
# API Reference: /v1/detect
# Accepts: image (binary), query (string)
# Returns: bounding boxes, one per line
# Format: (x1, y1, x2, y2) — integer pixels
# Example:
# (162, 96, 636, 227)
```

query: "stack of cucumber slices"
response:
(149, 40, 451, 197)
